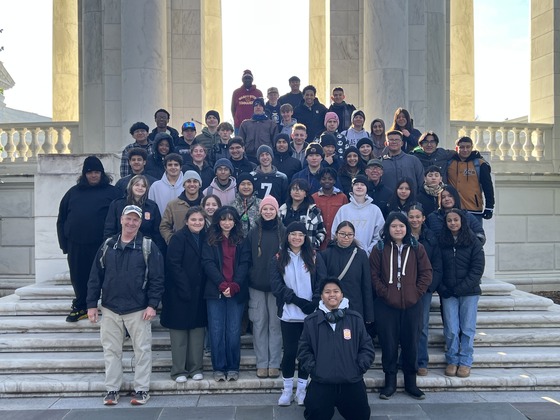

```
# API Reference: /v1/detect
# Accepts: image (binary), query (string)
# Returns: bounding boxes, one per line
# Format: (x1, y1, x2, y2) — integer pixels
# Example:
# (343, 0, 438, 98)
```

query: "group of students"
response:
(58, 85, 492, 417)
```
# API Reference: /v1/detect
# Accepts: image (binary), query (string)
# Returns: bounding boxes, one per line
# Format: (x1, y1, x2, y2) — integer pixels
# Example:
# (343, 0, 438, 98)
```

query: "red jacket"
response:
(312, 190, 349, 250)
(231, 84, 263, 128)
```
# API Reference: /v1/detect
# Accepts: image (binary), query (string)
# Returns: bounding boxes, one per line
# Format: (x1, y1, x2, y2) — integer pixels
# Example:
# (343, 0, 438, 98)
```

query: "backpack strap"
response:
(141, 236, 152, 290)
(99, 237, 113, 270)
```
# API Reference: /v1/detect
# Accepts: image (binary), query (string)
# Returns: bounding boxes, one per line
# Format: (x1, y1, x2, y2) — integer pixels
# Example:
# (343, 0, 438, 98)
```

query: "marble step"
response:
(1, 366, 560, 397)
(0, 346, 558, 375)
(3, 327, 560, 354)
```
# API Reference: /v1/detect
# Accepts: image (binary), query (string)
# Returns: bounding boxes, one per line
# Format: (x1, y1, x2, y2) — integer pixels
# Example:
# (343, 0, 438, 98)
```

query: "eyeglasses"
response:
(421, 140, 437, 145)
(337, 232, 354, 238)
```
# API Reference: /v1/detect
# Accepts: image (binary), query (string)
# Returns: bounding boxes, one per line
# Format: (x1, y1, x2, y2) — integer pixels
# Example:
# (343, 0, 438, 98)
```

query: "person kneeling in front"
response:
(297, 278, 375, 420)
(87, 205, 164, 406)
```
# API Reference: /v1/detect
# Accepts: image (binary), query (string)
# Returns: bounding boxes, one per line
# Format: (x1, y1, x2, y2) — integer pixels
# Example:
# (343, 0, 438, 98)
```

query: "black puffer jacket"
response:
(417, 226, 443, 293)
(438, 233, 485, 298)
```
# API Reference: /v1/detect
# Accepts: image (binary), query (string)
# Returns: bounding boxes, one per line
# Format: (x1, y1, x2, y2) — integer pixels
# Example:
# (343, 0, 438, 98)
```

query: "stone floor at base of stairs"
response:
(0, 391, 560, 420)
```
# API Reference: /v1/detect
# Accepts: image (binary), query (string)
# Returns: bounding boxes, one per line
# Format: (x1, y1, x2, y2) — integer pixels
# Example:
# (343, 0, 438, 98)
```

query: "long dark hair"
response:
(387, 177, 416, 212)
(381, 211, 413, 246)
(286, 178, 314, 209)
(207, 206, 243, 246)
(339, 146, 365, 175)
(126, 175, 148, 207)
(276, 223, 316, 276)
(438, 185, 462, 211)
(389, 107, 414, 132)
(439, 208, 473, 248)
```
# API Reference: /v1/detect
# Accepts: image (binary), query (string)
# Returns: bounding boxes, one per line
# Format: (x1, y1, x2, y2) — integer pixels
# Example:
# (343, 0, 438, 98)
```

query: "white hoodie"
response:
(148, 171, 185, 216)
(319, 297, 350, 330)
(331, 194, 384, 256)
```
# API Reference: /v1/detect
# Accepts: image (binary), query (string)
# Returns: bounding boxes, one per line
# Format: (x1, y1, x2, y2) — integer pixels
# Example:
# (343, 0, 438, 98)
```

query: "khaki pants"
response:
(100, 306, 152, 392)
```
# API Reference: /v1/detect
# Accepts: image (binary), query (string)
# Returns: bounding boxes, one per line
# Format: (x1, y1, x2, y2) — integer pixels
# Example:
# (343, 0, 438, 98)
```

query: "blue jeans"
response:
(442, 295, 479, 367)
(206, 298, 245, 373)
(417, 291, 433, 369)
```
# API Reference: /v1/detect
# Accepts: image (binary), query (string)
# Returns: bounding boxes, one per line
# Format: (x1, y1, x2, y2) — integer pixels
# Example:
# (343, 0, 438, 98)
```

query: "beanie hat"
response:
(253, 97, 265, 108)
(324, 111, 339, 126)
(343, 146, 360, 160)
(286, 221, 308, 236)
(213, 158, 234, 174)
(352, 109, 366, 121)
(319, 133, 337, 147)
(82, 156, 104, 175)
(236, 172, 255, 190)
(257, 144, 273, 158)
(183, 170, 202, 186)
(305, 142, 324, 158)
(205, 110, 220, 123)
(242, 69, 254, 80)
(352, 174, 369, 186)
(274, 133, 291, 145)
(259, 195, 279, 214)
(366, 158, 384, 168)
(356, 137, 374, 149)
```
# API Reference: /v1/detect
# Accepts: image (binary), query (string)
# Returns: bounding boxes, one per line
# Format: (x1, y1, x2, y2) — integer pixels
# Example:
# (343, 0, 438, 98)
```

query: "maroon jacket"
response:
(231, 84, 263, 128)
(369, 240, 432, 309)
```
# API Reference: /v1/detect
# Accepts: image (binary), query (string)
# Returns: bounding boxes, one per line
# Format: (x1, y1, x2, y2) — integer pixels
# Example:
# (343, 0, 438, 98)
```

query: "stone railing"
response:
(449, 120, 553, 162)
(0, 122, 79, 163)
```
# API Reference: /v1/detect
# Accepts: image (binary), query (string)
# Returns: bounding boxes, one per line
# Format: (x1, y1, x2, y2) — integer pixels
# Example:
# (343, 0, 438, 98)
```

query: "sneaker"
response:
(278, 389, 293, 406)
(227, 371, 239, 381)
(445, 364, 458, 377)
(213, 371, 226, 382)
(192, 373, 203, 381)
(103, 390, 119, 405)
(417, 367, 429, 376)
(457, 366, 471, 378)
(175, 375, 187, 383)
(130, 391, 150, 405)
(256, 368, 268, 378)
(295, 388, 306, 406)
(268, 368, 280, 378)
(66, 308, 87, 323)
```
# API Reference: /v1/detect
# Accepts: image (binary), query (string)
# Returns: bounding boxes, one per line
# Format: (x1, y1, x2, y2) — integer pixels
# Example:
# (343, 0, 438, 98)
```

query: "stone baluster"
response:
(510, 128, 522, 161)
(43, 127, 56, 154)
(55, 127, 66, 154)
(534, 128, 544, 161)
(5, 129, 17, 161)
(522, 128, 534, 161)
(31, 128, 43, 157)
(486, 127, 498, 159)
(16, 128, 30, 161)
(471, 126, 481, 150)
(498, 127, 511, 160)
(66, 125, 77, 153)
(0, 129, 4, 162)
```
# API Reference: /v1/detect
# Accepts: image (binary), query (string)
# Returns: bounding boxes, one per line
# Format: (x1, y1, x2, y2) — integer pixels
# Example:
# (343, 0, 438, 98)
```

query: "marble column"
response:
(309, 0, 330, 103)
(121, 0, 167, 150)
(52, 0, 79, 122)
(201, 0, 223, 116)
(81, 0, 105, 154)
(363, 0, 408, 126)
(450, 0, 474, 120)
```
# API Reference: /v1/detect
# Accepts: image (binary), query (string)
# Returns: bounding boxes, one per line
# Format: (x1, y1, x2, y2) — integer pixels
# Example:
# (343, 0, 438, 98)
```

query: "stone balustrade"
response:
(0, 122, 79, 163)
(449, 120, 553, 163)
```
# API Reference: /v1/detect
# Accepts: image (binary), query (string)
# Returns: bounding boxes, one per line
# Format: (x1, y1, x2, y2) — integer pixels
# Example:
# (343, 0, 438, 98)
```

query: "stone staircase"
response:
(1, 276, 560, 397)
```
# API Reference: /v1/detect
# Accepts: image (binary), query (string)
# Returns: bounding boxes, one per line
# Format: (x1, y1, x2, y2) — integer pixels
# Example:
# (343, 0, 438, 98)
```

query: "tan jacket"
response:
(160, 198, 190, 244)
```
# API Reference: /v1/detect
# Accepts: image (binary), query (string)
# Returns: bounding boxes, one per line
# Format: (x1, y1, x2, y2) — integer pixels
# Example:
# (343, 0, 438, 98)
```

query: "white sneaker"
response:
(295, 388, 306, 406)
(175, 375, 187, 383)
(278, 389, 293, 406)
(192, 373, 203, 381)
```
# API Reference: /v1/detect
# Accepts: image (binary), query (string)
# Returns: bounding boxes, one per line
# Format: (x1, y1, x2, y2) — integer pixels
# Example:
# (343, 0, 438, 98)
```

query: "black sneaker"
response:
(130, 391, 150, 405)
(66, 308, 87, 322)
(103, 390, 119, 405)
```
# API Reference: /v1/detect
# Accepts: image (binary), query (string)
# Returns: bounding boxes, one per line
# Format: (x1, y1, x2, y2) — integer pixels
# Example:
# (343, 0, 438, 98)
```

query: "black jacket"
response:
(147, 126, 180, 144)
(320, 243, 374, 322)
(181, 161, 214, 190)
(416, 187, 440, 217)
(243, 218, 286, 292)
(230, 157, 257, 180)
(202, 239, 250, 302)
(438, 233, 485, 298)
(103, 197, 165, 254)
(298, 307, 374, 384)
(417, 227, 443, 293)
(160, 227, 207, 330)
(293, 99, 328, 141)
(273, 149, 302, 181)
(145, 134, 176, 180)
(86, 233, 165, 314)
(367, 180, 392, 215)
(57, 182, 120, 251)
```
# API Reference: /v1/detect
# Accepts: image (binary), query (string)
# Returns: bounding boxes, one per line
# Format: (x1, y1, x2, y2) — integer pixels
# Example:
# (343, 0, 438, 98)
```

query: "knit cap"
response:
(324, 111, 339, 126)
(286, 221, 308, 236)
(259, 195, 279, 214)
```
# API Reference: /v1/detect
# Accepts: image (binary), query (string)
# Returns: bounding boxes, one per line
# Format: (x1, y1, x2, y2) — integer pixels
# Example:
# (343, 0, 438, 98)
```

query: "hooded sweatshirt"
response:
(203, 176, 237, 206)
(331, 194, 384, 255)
(148, 171, 184, 217)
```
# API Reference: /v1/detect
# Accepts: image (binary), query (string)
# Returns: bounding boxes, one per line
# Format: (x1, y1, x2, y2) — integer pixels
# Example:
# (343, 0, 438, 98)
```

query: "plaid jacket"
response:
(120, 142, 153, 178)
(279, 203, 326, 250)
